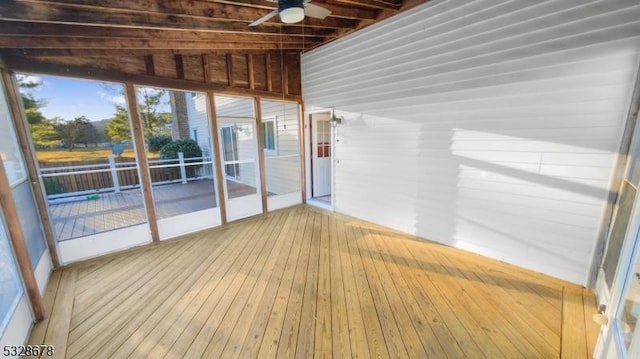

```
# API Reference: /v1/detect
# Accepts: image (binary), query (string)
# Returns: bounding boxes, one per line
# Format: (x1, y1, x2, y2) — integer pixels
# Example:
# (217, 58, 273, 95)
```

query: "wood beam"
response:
(144, 55, 155, 76)
(247, 54, 255, 90)
(0, 1, 350, 32)
(265, 53, 273, 92)
(206, 92, 227, 224)
(0, 37, 321, 51)
(2, 55, 302, 102)
(226, 53, 234, 87)
(0, 156, 44, 321)
(0, 22, 328, 41)
(1, 69, 60, 268)
(0, 48, 309, 58)
(254, 97, 269, 214)
(124, 83, 159, 242)
(27, 0, 359, 28)
(174, 54, 184, 80)
(330, 0, 401, 10)
(213, 0, 378, 20)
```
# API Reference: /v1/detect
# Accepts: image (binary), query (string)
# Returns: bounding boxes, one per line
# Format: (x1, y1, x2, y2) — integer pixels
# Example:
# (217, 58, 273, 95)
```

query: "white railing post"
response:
(109, 155, 121, 193)
(178, 152, 187, 184)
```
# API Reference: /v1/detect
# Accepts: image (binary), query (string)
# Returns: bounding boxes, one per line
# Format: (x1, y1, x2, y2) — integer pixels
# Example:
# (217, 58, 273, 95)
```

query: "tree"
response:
(30, 119, 60, 148)
(15, 74, 47, 125)
(105, 88, 171, 144)
(137, 87, 171, 137)
(54, 116, 91, 151)
(80, 121, 100, 146)
(105, 105, 132, 143)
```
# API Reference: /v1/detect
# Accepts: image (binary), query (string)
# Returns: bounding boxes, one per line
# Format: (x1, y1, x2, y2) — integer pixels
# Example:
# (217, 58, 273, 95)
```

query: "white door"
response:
(218, 118, 263, 221)
(597, 192, 640, 358)
(312, 115, 331, 198)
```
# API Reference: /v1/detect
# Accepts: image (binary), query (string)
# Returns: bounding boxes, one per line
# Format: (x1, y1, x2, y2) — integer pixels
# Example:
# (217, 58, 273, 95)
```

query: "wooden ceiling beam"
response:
(0, 37, 320, 50)
(1, 54, 303, 101)
(9, 0, 357, 30)
(1, 49, 302, 58)
(0, 22, 327, 43)
(329, 0, 401, 11)
(0, 2, 335, 36)
(216, 0, 379, 21)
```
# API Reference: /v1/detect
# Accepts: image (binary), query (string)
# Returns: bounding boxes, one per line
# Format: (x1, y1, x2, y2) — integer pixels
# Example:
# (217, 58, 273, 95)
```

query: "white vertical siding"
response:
(302, 0, 640, 285)
(261, 100, 301, 195)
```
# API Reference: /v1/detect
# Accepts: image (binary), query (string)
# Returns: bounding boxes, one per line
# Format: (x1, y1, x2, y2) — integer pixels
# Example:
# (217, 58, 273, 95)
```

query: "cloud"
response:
(98, 90, 126, 106)
(15, 74, 47, 93)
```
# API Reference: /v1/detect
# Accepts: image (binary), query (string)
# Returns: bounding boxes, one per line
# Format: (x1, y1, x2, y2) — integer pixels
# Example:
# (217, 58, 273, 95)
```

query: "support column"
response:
(206, 92, 227, 224)
(125, 83, 159, 242)
(254, 97, 268, 214)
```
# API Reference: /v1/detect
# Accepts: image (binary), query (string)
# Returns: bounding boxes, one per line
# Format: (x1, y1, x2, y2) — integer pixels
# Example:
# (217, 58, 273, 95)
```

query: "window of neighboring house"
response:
(262, 118, 277, 156)
(221, 126, 239, 178)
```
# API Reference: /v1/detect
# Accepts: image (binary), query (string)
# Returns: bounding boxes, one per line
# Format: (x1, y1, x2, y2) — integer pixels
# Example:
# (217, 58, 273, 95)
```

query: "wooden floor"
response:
(28, 205, 600, 358)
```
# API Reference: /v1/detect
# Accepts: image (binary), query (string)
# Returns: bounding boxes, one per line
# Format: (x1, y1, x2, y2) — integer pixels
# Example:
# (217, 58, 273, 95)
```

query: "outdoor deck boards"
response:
(48, 180, 255, 241)
(28, 205, 599, 358)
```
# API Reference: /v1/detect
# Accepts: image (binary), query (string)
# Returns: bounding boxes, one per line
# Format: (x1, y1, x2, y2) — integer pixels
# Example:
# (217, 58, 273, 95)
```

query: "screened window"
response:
(262, 119, 277, 156)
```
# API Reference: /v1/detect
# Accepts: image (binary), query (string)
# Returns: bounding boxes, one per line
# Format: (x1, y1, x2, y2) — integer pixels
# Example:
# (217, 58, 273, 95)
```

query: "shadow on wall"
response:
(330, 106, 620, 284)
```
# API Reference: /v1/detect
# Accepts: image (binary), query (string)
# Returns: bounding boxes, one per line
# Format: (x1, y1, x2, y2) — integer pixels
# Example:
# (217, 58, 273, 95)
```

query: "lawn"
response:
(36, 147, 160, 162)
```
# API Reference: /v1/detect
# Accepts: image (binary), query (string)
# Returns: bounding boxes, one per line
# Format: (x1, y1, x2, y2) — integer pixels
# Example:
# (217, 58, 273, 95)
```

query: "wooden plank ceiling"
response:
(0, 0, 428, 99)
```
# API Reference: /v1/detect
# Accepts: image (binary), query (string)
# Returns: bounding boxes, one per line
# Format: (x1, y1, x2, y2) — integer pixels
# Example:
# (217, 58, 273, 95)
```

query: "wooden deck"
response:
(28, 205, 600, 358)
(49, 179, 254, 241)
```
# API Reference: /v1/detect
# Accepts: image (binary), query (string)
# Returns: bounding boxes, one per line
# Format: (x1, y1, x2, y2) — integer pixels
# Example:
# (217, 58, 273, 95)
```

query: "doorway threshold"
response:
(307, 197, 333, 211)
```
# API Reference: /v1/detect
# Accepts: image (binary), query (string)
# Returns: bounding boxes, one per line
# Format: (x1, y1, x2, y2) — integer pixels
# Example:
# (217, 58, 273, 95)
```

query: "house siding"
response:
(186, 93, 212, 157)
(214, 95, 257, 187)
(185, 93, 215, 179)
(302, 0, 640, 285)
(261, 100, 301, 195)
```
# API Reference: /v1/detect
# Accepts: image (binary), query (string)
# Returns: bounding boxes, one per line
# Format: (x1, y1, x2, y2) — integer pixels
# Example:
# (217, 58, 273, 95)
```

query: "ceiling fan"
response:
(249, 0, 332, 26)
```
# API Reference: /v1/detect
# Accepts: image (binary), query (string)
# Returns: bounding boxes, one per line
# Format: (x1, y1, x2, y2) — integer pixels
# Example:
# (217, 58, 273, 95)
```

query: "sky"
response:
(18, 73, 126, 122)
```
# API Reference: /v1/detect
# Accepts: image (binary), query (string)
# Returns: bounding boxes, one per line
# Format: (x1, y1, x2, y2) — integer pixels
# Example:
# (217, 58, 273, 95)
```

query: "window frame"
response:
(262, 117, 278, 157)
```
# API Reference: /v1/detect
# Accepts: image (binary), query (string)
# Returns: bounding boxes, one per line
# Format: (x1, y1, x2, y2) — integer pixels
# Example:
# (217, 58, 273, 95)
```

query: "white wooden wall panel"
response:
(261, 100, 301, 195)
(302, 0, 640, 284)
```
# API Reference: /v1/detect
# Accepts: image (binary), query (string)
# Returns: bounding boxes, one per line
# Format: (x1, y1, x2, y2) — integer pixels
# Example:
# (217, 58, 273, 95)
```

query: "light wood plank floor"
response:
(29, 205, 600, 358)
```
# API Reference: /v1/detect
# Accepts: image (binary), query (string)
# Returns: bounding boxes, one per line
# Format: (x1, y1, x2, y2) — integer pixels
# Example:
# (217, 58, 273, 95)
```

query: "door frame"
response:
(217, 117, 263, 222)
(595, 186, 640, 357)
(304, 108, 335, 210)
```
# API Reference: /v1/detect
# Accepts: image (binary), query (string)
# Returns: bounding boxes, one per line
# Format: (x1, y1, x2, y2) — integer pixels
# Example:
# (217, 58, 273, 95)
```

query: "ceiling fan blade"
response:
(304, 3, 331, 19)
(249, 9, 279, 27)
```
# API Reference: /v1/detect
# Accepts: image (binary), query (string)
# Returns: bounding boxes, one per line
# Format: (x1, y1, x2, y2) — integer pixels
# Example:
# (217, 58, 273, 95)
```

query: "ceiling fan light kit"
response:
(249, 0, 330, 26)
(280, 8, 304, 24)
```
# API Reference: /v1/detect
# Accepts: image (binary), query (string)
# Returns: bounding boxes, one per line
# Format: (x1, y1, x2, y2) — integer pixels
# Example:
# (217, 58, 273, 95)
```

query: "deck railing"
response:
(40, 153, 214, 200)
